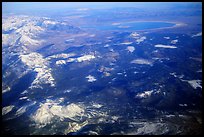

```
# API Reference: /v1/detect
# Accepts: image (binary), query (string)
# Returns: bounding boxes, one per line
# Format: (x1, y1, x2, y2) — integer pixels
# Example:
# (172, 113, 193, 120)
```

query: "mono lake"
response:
(80, 21, 176, 31)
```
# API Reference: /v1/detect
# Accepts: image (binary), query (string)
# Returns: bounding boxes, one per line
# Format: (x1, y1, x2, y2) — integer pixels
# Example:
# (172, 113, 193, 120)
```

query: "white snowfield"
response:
(2, 15, 29, 32)
(2, 16, 45, 47)
(2, 15, 72, 48)
(15, 23, 45, 37)
(20, 52, 55, 88)
(19, 35, 44, 46)
(131, 59, 153, 66)
(155, 44, 177, 49)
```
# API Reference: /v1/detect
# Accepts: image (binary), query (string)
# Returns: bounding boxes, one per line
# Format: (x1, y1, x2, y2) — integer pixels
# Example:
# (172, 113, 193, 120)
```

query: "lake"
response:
(80, 21, 176, 31)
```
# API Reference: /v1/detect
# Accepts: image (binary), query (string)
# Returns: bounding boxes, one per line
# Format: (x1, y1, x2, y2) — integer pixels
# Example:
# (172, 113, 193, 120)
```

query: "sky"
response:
(2, 2, 202, 15)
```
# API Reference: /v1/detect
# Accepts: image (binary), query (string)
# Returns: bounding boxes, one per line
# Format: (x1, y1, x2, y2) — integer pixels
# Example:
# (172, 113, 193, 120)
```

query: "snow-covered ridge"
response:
(2, 86, 11, 94)
(170, 72, 202, 90)
(2, 16, 46, 47)
(19, 35, 44, 46)
(19, 52, 55, 88)
(31, 99, 85, 127)
(192, 32, 202, 37)
(186, 80, 202, 89)
(31, 99, 118, 133)
(2, 15, 79, 48)
(15, 101, 37, 117)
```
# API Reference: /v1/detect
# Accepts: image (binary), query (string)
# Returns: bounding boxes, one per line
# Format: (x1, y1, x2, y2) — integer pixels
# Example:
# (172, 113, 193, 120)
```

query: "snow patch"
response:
(20, 52, 55, 88)
(92, 103, 103, 108)
(135, 90, 154, 98)
(131, 59, 152, 66)
(19, 96, 28, 100)
(164, 37, 170, 39)
(120, 42, 133, 45)
(187, 80, 202, 89)
(170, 39, 178, 44)
(77, 55, 95, 62)
(192, 32, 202, 37)
(32, 100, 85, 127)
(86, 75, 97, 82)
(104, 44, 110, 47)
(47, 53, 76, 60)
(126, 46, 135, 53)
(2, 105, 15, 115)
(155, 44, 177, 49)
(179, 104, 188, 107)
(136, 36, 146, 44)
(2, 86, 11, 94)
(56, 60, 66, 65)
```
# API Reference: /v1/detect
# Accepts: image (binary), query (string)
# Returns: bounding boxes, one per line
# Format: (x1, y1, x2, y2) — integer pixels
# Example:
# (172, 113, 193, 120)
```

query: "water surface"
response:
(81, 21, 176, 31)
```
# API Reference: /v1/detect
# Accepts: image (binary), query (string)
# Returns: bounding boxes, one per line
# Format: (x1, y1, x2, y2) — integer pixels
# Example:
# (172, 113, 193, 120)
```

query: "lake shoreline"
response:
(80, 20, 187, 32)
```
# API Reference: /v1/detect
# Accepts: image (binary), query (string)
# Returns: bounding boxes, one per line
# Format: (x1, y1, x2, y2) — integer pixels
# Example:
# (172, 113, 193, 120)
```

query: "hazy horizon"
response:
(3, 2, 202, 15)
